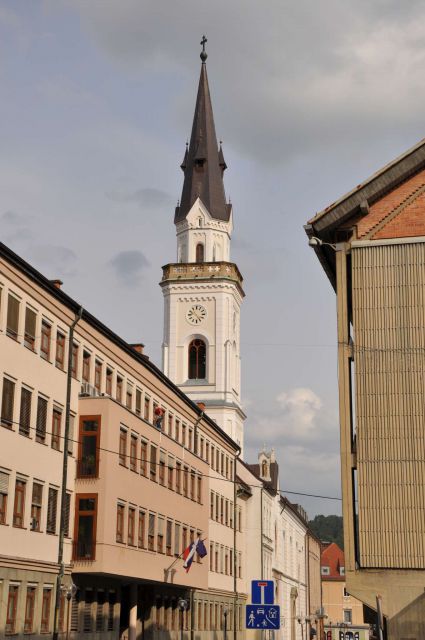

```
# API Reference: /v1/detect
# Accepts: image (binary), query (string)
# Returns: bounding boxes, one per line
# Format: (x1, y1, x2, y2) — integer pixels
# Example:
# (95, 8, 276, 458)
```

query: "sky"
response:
(1, 0, 425, 517)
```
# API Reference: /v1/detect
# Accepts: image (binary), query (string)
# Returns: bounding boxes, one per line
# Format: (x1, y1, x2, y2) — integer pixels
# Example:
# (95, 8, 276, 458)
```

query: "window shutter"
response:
(149, 513, 155, 536)
(6, 295, 19, 337)
(36, 397, 48, 441)
(47, 487, 57, 533)
(64, 493, 71, 537)
(1, 378, 15, 426)
(19, 388, 32, 436)
(0, 472, 9, 494)
(25, 308, 36, 341)
(67, 415, 74, 455)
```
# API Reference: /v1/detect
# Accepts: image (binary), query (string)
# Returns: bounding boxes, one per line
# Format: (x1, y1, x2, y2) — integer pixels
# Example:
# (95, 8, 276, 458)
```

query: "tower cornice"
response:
(160, 261, 245, 298)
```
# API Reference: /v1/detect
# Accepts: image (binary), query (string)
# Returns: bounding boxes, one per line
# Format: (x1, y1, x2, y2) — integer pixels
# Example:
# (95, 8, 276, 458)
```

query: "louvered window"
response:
(0, 471, 9, 524)
(1, 378, 15, 428)
(64, 492, 71, 537)
(19, 388, 32, 436)
(31, 483, 42, 531)
(52, 409, 61, 451)
(148, 513, 155, 551)
(41, 588, 52, 632)
(40, 321, 51, 360)
(135, 389, 142, 415)
(46, 487, 58, 533)
(6, 295, 19, 339)
(36, 396, 48, 442)
(24, 308, 36, 350)
(56, 332, 65, 369)
(13, 479, 26, 527)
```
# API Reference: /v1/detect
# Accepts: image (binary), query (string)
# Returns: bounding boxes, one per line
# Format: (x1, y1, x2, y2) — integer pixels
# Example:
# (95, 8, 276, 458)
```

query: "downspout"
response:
(52, 307, 83, 640)
(260, 488, 264, 580)
(233, 450, 241, 640)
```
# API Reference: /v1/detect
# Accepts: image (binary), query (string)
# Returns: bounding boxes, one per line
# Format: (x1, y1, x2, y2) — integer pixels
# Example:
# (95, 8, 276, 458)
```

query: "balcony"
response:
(77, 457, 98, 479)
(73, 538, 96, 561)
(161, 262, 244, 295)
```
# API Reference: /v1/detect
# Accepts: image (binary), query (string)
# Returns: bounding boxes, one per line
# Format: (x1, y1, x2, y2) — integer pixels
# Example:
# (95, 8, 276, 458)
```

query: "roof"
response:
(175, 62, 231, 224)
(0, 242, 240, 453)
(246, 461, 279, 494)
(321, 542, 345, 580)
(305, 137, 425, 287)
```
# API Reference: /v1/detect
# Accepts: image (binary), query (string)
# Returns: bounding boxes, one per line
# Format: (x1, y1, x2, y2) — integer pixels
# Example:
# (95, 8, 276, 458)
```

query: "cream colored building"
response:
(306, 138, 425, 639)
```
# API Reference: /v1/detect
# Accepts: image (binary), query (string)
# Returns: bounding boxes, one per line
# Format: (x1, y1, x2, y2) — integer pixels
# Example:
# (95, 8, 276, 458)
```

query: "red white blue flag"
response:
(183, 538, 208, 572)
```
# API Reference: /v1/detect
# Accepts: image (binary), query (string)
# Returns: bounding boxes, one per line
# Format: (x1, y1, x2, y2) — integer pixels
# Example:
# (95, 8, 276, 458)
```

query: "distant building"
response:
(306, 139, 425, 638)
(321, 543, 365, 628)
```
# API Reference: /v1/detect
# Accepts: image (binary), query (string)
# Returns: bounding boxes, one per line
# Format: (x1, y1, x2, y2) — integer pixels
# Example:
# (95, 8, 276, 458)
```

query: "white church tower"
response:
(160, 38, 246, 450)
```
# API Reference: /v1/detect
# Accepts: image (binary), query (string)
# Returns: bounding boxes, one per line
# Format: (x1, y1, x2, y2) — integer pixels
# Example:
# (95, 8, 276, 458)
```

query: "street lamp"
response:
(223, 608, 228, 640)
(308, 236, 338, 250)
(297, 617, 305, 640)
(178, 598, 188, 640)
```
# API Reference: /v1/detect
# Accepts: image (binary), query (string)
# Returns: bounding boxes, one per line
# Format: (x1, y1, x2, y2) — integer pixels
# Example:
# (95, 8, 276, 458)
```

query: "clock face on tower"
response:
(186, 304, 207, 325)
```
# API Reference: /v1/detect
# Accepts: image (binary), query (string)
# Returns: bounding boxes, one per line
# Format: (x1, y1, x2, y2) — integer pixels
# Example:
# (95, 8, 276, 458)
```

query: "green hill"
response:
(308, 514, 344, 549)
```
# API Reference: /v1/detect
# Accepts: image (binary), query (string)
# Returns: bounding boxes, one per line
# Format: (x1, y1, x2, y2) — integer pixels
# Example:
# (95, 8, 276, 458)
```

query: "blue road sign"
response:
(246, 605, 280, 630)
(251, 580, 274, 605)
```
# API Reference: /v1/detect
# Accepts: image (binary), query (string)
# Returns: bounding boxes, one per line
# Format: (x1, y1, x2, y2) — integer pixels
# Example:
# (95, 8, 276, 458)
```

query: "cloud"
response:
(27, 245, 78, 277)
(106, 187, 172, 210)
(276, 387, 323, 439)
(109, 250, 150, 285)
(66, 0, 425, 164)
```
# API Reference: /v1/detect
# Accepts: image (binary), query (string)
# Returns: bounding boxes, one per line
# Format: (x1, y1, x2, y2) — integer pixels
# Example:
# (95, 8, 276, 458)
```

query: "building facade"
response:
(306, 139, 425, 639)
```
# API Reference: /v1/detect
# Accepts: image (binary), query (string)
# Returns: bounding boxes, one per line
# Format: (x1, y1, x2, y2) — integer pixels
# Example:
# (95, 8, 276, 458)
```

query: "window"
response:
(188, 338, 207, 379)
(52, 409, 62, 450)
(31, 482, 43, 531)
(182, 526, 188, 552)
(40, 321, 51, 360)
(206, 441, 209, 463)
(196, 243, 205, 262)
(157, 516, 164, 553)
(94, 360, 102, 392)
(0, 471, 8, 524)
(105, 368, 113, 395)
(210, 492, 214, 519)
(321, 566, 330, 575)
(159, 452, 166, 486)
(119, 428, 127, 466)
(116, 377, 123, 403)
(1, 378, 15, 428)
(166, 520, 172, 556)
(116, 504, 125, 543)
(340, 566, 345, 575)
(215, 494, 219, 521)
(6, 585, 19, 634)
(24, 307, 36, 350)
(150, 445, 157, 481)
(144, 396, 150, 421)
(181, 423, 186, 447)
(41, 588, 52, 633)
(343, 609, 352, 624)
(35, 396, 47, 442)
(107, 592, 116, 631)
(19, 387, 32, 436)
(176, 462, 182, 493)
(6, 294, 19, 340)
(168, 413, 173, 436)
(46, 487, 58, 533)
(183, 466, 189, 497)
(130, 435, 137, 472)
(74, 495, 97, 560)
(174, 523, 180, 556)
(148, 513, 155, 551)
(64, 492, 71, 537)
(211, 446, 215, 470)
(71, 343, 79, 378)
(167, 458, 174, 490)
(126, 388, 132, 409)
(188, 429, 193, 451)
(56, 332, 65, 369)
(78, 417, 100, 478)
(190, 471, 195, 500)
(24, 586, 36, 633)
(68, 412, 75, 455)
(13, 479, 26, 527)
(82, 351, 91, 383)
(140, 440, 148, 476)
(197, 476, 202, 503)
(138, 511, 146, 548)
(135, 389, 142, 416)
(128, 507, 136, 545)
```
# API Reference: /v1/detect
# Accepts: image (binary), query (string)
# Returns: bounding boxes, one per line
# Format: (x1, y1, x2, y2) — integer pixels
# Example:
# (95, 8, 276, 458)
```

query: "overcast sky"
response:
(2, 0, 425, 517)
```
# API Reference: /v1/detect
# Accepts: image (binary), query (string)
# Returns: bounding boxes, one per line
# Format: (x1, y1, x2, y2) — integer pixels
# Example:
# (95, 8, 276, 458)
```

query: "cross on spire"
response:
(200, 35, 208, 62)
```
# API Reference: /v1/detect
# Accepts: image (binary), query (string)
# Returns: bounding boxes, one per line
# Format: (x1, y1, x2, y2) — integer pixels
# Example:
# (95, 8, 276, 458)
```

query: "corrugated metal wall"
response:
(352, 242, 425, 569)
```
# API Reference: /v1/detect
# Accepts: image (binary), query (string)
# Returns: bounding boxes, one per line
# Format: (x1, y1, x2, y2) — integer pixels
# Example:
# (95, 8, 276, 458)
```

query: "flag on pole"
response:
(183, 538, 208, 572)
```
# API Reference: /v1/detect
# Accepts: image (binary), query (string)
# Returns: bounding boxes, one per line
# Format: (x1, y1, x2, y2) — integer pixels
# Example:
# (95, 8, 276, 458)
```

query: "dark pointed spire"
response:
(174, 41, 231, 224)
(180, 142, 188, 170)
(218, 141, 227, 173)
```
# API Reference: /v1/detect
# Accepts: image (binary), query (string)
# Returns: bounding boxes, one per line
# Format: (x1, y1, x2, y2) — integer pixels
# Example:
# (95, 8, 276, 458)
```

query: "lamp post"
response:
(305, 615, 312, 640)
(178, 598, 188, 640)
(297, 617, 305, 640)
(223, 608, 228, 640)
(65, 587, 72, 640)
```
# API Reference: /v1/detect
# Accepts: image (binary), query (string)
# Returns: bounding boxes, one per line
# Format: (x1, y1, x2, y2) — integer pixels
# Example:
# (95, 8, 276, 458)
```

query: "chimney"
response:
(130, 343, 145, 355)
(50, 279, 63, 290)
(197, 402, 206, 412)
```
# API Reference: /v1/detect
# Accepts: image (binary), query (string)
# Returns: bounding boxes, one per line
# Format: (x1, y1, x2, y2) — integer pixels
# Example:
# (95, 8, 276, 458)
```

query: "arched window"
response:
(262, 460, 268, 477)
(195, 243, 204, 263)
(188, 339, 206, 379)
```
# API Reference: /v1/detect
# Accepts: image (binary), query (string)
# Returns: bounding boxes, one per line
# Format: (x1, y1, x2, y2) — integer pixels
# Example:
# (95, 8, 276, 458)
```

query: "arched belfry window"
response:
(188, 339, 206, 380)
(196, 243, 204, 263)
(262, 460, 268, 477)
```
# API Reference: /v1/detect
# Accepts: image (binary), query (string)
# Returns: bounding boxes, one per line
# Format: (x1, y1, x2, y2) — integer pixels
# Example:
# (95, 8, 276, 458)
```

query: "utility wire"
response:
(2, 417, 342, 502)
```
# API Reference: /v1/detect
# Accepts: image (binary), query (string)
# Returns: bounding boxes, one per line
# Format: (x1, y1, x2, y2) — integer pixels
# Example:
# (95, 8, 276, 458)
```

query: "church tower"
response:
(160, 38, 246, 450)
